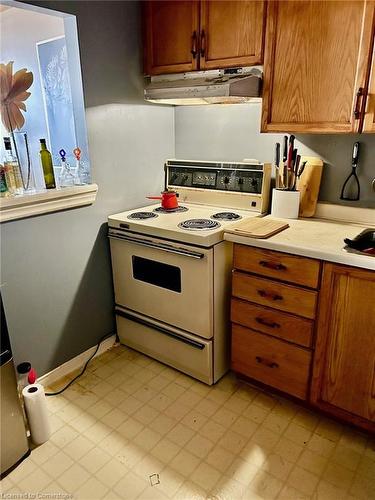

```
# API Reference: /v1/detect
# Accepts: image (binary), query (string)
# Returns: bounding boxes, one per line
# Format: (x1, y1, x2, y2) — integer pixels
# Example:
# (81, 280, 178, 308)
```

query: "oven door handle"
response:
(116, 309, 206, 350)
(108, 233, 205, 259)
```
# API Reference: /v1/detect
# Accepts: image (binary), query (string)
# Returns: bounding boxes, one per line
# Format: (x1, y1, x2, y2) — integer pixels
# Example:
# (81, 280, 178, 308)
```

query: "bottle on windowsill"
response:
(39, 139, 56, 189)
(0, 163, 10, 197)
(73, 147, 90, 185)
(58, 149, 74, 187)
(3, 137, 24, 195)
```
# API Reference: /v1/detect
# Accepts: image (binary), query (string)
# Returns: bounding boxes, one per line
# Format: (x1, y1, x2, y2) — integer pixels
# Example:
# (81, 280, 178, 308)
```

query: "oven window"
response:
(132, 256, 181, 293)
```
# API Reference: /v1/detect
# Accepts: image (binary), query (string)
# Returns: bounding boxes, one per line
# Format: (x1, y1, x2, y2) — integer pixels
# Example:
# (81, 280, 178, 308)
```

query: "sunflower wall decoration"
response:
(0, 61, 33, 132)
(0, 61, 34, 190)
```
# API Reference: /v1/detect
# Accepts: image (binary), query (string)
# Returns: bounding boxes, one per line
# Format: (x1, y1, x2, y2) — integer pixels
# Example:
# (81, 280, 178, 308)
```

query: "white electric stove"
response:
(108, 202, 261, 247)
(108, 159, 271, 385)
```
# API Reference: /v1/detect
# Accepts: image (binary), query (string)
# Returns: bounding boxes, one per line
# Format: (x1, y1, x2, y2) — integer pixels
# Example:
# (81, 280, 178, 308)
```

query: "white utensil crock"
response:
(271, 189, 300, 219)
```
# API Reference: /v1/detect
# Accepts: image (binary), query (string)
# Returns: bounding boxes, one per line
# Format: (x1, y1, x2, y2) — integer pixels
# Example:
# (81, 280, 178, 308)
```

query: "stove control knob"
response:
(181, 175, 188, 184)
(251, 178, 258, 187)
(223, 176, 230, 184)
(238, 178, 244, 185)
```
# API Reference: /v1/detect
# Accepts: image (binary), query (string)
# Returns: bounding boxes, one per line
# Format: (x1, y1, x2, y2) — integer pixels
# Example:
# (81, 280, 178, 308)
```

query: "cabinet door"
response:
(362, 43, 375, 132)
(261, 1, 375, 133)
(199, 1, 266, 70)
(143, 1, 199, 75)
(311, 263, 375, 430)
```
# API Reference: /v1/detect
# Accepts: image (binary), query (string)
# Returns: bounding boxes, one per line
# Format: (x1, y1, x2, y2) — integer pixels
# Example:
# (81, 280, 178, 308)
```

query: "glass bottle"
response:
(3, 137, 23, 195)
(73, 147, 90, 185)
(0, 163, 10, 197)
(59, 149, 74, 187)
(2, 160, 16, 195)
(39, 139, 56, 189)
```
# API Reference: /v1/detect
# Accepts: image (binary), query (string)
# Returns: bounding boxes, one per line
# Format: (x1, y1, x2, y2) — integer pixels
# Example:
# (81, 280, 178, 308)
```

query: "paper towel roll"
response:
(22, 384, 51, 445)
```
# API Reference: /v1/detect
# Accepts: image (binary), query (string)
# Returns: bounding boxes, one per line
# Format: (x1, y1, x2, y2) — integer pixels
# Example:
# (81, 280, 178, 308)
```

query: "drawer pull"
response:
(257, 289, 283, 301)
(255, 317, 280, 329)
(259, 260, 286, 271)
(255, 356, 279, 369)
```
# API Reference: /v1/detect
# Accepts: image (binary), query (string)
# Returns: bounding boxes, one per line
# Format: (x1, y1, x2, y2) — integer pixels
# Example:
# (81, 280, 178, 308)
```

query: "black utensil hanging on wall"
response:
(340, 142, 361, 201)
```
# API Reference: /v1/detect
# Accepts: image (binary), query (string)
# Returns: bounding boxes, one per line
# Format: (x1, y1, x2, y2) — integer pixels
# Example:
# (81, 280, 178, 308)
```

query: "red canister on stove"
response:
(147, 190, 179, 210)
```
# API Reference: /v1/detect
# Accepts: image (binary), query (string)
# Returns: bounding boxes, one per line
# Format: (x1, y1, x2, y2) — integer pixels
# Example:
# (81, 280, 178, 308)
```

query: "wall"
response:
(1, 0, 174, 375)
(175, 104, 375, 206)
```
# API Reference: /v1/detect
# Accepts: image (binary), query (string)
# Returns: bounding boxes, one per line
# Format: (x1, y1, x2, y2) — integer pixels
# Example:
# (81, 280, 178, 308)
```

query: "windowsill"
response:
(0, 183, 98, 223)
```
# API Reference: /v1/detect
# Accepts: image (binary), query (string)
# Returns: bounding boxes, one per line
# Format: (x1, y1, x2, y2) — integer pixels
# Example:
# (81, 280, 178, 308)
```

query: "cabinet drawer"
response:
(234, 245, 321, 289)
(232, 271, 317, 319)
(231, 324, 312, 400)
(231, 298, 314, 348)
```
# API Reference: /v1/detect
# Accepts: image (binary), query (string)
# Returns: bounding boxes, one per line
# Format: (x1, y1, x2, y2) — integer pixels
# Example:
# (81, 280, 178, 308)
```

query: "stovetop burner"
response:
(154, 206, 189, 214)
(211, 212, 242, 221)
(127, 212, 158, 220)
(178, 219, 221, 231)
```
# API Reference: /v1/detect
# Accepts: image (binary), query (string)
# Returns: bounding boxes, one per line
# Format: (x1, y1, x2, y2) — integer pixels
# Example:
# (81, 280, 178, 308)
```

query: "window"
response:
(0, 1, 96, 221)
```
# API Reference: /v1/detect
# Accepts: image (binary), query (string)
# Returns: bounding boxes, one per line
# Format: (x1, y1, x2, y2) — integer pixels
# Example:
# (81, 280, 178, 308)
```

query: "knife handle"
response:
(275, 143, 280, 167)
(283, 136, 288, 162)
(287, 142, 293, 169)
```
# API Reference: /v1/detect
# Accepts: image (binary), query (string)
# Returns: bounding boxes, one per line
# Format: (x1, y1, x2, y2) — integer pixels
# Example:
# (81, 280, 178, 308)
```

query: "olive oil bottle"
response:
(39, 139, 56, 189)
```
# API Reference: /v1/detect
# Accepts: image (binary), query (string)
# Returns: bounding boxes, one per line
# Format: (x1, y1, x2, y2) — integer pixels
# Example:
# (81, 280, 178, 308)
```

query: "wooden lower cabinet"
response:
(232, 324, 312, 400)
(231, 243, 374, 432)
(310, 263, 375, 431)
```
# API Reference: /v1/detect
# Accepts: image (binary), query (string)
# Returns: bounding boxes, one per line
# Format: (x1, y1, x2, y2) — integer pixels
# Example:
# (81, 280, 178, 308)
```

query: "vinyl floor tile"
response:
(6, 345, 372, 500)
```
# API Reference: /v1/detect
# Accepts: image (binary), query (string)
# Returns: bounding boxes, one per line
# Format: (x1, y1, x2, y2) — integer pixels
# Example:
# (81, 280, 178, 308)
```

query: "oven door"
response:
(109, 229, 214, 339)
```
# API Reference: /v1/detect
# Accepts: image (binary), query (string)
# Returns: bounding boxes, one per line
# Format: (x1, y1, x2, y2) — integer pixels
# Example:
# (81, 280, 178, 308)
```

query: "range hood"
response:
(144, 68, 262, 106)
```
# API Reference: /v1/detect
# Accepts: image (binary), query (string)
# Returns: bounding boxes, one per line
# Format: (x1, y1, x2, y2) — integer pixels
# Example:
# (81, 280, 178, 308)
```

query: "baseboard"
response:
(38, 334, 117, 387)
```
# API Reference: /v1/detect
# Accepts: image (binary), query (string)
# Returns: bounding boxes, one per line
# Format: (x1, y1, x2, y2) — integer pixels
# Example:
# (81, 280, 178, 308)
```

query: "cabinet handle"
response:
(255, 317, 280, 329)
(200, 30, 206, 57)
(354, 87, 364, 119)
(259, 260, 286, 271)
(191, 31, 197, 58)
(255, 356, 279, 369)
(257, 289, 283, 301)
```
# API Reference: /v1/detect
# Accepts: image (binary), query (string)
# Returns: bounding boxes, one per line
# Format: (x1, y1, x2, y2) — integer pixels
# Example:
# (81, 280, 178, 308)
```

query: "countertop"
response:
(224, 215, 375, 271)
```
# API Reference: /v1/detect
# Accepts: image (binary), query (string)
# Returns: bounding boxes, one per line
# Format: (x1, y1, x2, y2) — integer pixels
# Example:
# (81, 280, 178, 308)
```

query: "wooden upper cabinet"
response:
(199, 1, 266, 70)
(143, 1, 266, 75)
(143, 1, 199, 75)
(311, 263, 375, 430)
(261, 1, 375, 133)
(362, 42, 375, 132)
